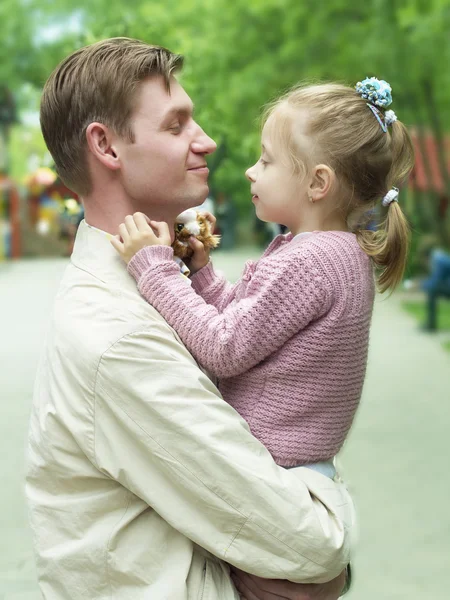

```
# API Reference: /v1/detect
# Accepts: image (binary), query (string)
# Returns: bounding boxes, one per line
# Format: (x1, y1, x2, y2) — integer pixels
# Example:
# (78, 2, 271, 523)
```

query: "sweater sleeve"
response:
(128, 245, 332, 379)
(190, 262, 240, 312)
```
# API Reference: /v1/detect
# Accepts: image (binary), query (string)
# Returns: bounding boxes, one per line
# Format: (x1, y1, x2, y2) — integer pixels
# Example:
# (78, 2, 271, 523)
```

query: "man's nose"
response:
(191, 125, 217, 155)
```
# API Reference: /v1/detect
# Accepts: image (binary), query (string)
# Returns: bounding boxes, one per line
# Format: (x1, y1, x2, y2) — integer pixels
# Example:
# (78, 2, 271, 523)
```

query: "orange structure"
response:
(0, 174, 21, 259)
(409, 130, 450, 217)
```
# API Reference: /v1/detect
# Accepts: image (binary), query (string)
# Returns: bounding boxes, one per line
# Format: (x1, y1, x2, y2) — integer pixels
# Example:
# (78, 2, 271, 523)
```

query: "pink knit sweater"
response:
(128, 231, 375, 467)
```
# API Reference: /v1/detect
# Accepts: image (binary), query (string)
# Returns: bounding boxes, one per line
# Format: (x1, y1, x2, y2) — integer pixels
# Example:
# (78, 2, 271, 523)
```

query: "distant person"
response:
(422, 244, 450, 330)
(113, 77, 415, 594)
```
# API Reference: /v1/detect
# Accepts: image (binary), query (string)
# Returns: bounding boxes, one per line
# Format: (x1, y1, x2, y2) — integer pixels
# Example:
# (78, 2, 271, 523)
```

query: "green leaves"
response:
(3, 0, 450, 213)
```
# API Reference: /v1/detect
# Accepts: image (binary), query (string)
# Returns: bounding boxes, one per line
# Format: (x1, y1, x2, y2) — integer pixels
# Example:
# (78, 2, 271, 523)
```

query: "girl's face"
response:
(245, 117, 309, 233)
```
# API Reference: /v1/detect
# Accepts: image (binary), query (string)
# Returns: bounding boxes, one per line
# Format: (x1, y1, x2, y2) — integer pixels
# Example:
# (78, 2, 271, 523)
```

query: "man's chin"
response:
(183, 186, 209, 210)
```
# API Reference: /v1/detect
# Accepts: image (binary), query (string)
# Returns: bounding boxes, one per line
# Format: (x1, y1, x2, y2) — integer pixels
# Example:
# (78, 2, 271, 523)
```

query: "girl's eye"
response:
(170, 123, 182, 133)
(260, 157, 268, 166)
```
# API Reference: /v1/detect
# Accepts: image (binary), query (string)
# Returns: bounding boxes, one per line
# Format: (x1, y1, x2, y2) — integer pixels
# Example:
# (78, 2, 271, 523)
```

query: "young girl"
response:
(111, 77, 414, 475)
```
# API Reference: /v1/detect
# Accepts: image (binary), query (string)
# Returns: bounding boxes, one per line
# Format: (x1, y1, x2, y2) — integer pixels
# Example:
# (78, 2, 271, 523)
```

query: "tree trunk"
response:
(422, 79, 450, 246)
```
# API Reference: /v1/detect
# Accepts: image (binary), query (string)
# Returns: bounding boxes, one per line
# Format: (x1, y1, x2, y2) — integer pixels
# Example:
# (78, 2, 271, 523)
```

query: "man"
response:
(26, 38, 352, 599)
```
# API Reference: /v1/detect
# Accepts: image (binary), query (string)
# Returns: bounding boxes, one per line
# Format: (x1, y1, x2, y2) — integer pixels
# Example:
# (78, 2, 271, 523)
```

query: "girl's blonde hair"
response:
(263, 83, 415, 293)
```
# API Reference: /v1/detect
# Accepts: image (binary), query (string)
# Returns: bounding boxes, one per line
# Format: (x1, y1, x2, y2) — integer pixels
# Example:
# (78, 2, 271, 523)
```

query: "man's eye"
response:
(169, 123, 182, 133)
(260, 158, 268, 166)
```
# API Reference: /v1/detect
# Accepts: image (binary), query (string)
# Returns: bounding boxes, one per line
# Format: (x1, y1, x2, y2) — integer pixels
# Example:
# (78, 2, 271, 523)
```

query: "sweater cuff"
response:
(190, 261, 217, 293)
(127, 245, 174, 281)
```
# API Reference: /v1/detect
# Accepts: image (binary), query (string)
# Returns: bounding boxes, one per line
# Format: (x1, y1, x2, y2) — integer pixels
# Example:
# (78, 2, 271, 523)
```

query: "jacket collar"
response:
(71, 220, 137, 290)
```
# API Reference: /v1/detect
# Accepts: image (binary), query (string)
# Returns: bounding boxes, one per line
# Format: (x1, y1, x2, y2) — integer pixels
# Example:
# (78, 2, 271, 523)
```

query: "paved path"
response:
(1, 254, 449, 599)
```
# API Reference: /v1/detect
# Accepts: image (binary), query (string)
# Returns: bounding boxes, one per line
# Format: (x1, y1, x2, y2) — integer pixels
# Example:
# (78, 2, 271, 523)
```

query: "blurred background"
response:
(1, 1, 449, 598)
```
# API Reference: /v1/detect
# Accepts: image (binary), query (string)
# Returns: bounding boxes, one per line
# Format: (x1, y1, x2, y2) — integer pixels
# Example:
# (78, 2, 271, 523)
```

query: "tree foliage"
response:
(2, 0, 450, 231)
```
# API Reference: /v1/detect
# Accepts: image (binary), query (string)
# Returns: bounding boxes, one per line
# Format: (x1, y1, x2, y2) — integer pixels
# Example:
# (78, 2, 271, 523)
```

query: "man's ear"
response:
(86, 122, 121, 171)
(308, 164, 335, 202)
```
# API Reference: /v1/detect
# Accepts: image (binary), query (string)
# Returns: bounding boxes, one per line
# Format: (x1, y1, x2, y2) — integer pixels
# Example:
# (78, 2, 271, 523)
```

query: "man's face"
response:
(115, 76, 216, 219)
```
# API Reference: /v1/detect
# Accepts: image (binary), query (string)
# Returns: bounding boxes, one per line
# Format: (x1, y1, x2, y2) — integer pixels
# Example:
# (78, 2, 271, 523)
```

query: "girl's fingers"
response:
(118, 216, 170, 247)
(118, 223, 130, 243)
(110, 235, 124, 253)
(188, 236, 204, 250)
(133, 212, 152, 232)
(187, 236, 209, 274)
(149, 220, 170, 240)
(189, 237, 207, 257)
(125, 214, 139, 235)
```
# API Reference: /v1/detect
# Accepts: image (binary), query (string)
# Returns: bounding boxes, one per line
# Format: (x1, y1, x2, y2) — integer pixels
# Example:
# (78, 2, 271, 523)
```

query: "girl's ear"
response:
(86, 122, 121, 171)
(309, 164, 335, 202)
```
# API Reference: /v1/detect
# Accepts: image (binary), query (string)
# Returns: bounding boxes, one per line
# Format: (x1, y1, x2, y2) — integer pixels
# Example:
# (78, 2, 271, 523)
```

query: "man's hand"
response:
(111, 212, 172, 264)
(230, 567, 347, 600)
(186, 211, 217, 275)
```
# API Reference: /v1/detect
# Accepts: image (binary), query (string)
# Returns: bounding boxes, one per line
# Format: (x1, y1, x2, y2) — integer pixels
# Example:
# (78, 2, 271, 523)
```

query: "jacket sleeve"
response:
(190, 262, 241, 311)
(93, 323, 351, 583)
(127, 245, 332, 379)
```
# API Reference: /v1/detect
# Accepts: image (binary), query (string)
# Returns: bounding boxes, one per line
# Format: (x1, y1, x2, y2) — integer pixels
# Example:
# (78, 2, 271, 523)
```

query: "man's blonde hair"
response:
(40, 37, 183, 196)
(263, 83, 415, 293)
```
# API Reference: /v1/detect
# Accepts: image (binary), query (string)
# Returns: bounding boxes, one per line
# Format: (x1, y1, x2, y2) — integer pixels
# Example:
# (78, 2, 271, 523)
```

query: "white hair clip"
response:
(384, 110, 397, 126)
(382, 187, 399, 207)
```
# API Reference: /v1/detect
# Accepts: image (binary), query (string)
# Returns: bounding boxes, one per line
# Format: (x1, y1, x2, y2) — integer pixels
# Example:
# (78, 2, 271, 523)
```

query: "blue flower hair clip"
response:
(355, 77, 393, 108)
(356, 77, 397, 133)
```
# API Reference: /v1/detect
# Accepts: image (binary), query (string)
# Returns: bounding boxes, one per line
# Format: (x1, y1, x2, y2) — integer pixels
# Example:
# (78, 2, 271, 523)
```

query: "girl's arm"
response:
(128, 244, 331, 379)
(190, 230, 287, 311)
(190, 262, 241, 311)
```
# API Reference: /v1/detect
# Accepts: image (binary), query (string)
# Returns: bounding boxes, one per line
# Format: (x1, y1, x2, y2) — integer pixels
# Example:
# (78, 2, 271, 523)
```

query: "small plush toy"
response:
(172, 209, 220, 260)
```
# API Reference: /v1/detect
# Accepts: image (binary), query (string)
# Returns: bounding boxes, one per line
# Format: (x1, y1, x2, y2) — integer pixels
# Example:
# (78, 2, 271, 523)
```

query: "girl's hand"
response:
(187, 237, 210, 275)
(111, 212, 171, 264)
(187, 212, 217, 275)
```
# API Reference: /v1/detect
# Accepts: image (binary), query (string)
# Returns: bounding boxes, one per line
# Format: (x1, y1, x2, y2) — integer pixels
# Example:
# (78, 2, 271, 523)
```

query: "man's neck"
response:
(82, 195, 177, 236)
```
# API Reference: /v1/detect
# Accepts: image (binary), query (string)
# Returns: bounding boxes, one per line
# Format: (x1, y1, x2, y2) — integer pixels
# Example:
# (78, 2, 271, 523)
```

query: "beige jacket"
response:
(26, 221, 354, 600)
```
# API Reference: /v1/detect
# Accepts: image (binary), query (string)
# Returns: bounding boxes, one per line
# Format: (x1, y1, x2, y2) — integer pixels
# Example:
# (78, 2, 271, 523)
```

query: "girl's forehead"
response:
(262, 109, 292, 150)
(260, 126, 272, 147)
(261, 113, 282, 147)
(262, 112, 279, 133)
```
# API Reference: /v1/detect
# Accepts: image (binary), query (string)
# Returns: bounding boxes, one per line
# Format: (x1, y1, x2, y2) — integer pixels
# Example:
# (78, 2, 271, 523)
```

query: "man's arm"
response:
(92, 322, 352, 583)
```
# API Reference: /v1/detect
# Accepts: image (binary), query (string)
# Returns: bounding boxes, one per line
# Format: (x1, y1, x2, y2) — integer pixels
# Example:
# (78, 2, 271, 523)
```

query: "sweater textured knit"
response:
(128, 231, 375, 466)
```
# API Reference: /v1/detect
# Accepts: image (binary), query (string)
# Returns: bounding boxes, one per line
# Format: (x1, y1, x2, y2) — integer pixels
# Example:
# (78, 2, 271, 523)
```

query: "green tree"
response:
(3, 0, 450, 243)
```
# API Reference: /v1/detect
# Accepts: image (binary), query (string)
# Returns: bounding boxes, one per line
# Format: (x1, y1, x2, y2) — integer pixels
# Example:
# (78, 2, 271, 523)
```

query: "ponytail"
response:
(357, 203, 410, 293)
(356, 120, 415, 294)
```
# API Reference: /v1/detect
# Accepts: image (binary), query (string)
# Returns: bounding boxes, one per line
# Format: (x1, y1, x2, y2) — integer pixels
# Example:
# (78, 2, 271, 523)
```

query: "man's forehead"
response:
(135, 76, 194, 118)
(162, 101, 195, 118)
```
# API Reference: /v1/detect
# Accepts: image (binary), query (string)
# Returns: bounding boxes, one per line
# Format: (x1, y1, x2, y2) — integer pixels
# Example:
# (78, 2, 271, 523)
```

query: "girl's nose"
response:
(245, 165, 256, 182)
